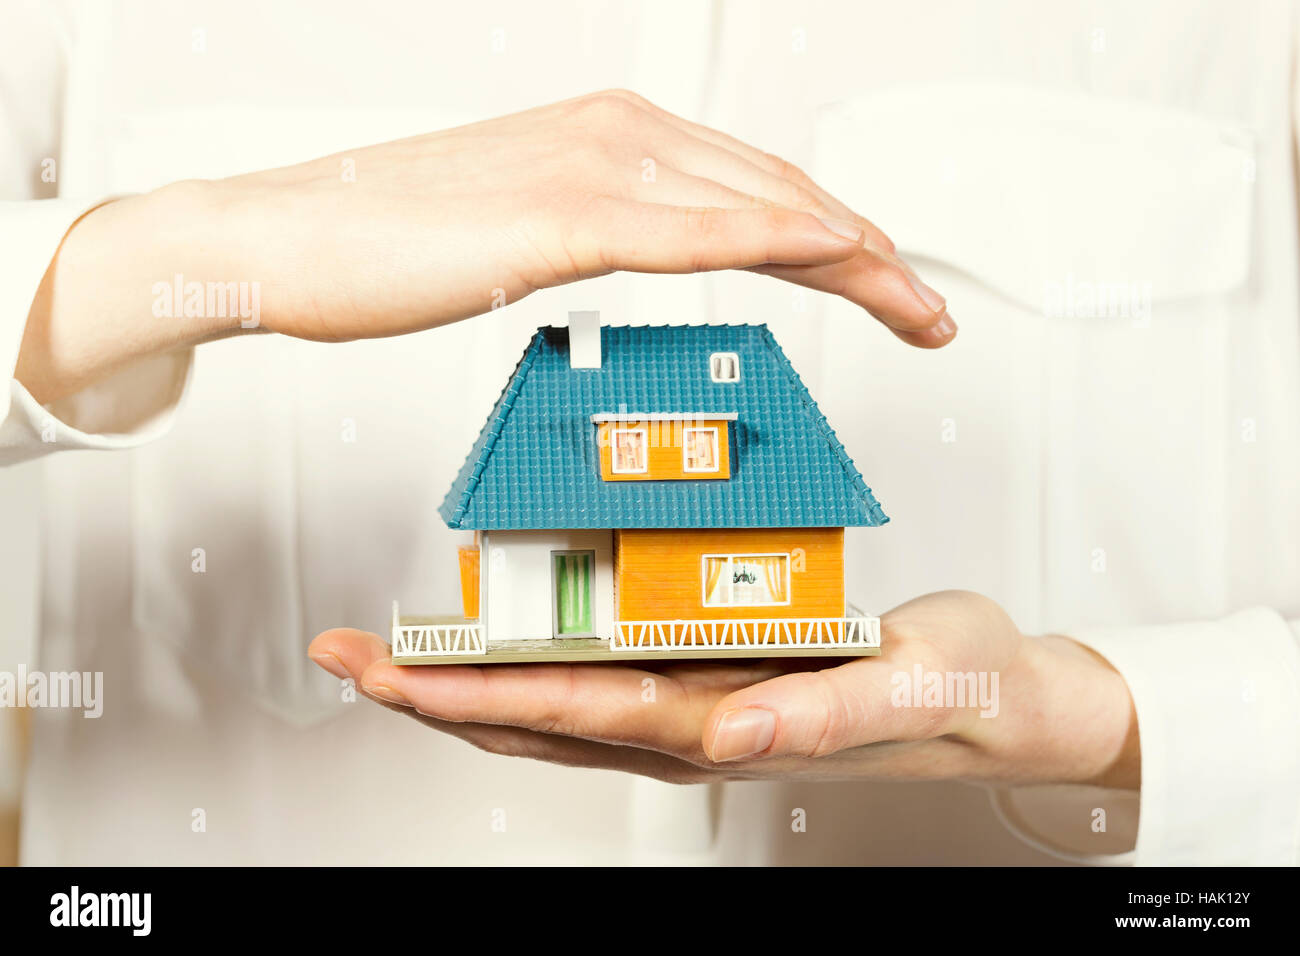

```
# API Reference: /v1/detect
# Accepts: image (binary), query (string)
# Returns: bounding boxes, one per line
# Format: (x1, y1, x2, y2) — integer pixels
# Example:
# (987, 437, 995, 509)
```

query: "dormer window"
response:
(611, 428, 648, 474)
(683, 427, 719, 473)
(710, 352, 740, 383)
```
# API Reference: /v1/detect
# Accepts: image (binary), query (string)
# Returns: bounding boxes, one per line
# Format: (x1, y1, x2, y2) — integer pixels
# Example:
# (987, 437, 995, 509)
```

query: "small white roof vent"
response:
(710, 352, 740, 383)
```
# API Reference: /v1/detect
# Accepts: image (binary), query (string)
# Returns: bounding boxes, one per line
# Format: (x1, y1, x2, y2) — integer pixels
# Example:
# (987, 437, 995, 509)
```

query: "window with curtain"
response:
(702, 553, 790, 607)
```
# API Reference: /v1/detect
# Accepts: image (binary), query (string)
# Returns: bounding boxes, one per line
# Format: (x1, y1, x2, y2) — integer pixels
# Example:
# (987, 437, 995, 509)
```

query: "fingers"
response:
(599, 88, 896, 252)
(700, 659, 950, 763)
(578, 197, 867, 274)
(640, 148, 957, 342)
(649, 127, 839, 226)
(308, 627, 390, 679)
(628, 166, 779, 213)
(582, 92, 956, 344)
(752, 254, 956, 345)
(644, 119, 913, 277)
(402, 711, 714, 785)
(308, 629, 711, 783)
(365, 657, 722, 757)
(886, 322, 960, 350)
(311, 627, 726, 758)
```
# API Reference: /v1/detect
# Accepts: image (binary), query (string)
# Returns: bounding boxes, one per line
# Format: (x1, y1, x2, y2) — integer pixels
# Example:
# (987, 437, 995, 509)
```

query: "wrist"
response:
(1017, 634, 1141, 789)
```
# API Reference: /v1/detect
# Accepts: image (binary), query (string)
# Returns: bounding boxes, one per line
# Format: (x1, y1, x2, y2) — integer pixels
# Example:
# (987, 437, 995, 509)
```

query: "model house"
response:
(391, 313, 889, 664)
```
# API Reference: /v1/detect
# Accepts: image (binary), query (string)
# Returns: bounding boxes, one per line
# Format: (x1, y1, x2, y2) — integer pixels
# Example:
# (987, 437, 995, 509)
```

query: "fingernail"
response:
(817, 217, 865, 244)
(364, 683, 412, 706)
(308, 652, 350, 681)
(903, 265, 947, 313)
(709, 708, 776, 762)
(933, 313, 957, 338)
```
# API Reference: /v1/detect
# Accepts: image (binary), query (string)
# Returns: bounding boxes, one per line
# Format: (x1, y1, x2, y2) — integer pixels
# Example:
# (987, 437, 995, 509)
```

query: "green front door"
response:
(552, 551, 595, 637)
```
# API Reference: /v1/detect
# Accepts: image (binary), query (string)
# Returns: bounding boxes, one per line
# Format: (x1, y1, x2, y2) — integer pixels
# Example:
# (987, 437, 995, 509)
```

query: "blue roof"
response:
(439, 325, 888, 529)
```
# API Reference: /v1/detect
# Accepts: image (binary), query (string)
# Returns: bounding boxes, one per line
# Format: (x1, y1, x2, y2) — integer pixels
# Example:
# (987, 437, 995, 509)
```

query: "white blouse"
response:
(0, 0, 1296, 865)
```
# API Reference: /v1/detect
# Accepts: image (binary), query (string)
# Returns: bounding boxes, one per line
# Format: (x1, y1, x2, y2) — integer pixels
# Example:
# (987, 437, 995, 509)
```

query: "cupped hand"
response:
(308, 591, 1139, 789)
(223, 89, 951, 348)
(210, 89, 955, 347)
(20, 90, 954, 404)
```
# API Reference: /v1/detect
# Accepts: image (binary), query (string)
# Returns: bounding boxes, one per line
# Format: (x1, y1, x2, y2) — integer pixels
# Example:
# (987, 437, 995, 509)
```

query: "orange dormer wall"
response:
(597, 419, 731, 481)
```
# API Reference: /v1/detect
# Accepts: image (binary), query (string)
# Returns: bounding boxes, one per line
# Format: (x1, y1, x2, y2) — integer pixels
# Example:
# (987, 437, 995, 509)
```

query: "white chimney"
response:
(568, 310, 601, 369)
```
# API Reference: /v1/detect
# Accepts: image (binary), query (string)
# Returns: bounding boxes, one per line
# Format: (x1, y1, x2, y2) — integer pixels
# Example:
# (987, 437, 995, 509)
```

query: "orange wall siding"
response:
(615, 528, 844, 621)
(457, 546, 481, 619)
(597, 419, 731, 481)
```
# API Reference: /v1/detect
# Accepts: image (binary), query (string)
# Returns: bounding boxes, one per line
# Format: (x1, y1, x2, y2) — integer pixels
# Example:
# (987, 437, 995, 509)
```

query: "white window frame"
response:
(701, 552, 792, 608)
(610, 426, 649, 474)
(682, 426, 720, 473)
(709, 352, 741, 383)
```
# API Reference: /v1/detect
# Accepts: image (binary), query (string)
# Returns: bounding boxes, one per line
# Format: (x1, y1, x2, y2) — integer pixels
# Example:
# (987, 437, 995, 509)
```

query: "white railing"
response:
(391, 601, 486, 658)
(610, 613, 880, 651)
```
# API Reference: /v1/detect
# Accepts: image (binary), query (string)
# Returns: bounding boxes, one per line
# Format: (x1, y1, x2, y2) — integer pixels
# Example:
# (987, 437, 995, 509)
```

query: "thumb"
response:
(583, 198, 868, 274)
(701, 663, 918, 763)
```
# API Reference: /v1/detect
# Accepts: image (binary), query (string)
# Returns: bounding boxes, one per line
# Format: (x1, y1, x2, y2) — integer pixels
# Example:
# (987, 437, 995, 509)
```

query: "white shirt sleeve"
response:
(1069, 608, 1300, 865)
(0, 0, 192, 468)
(0, 202, 195, 468)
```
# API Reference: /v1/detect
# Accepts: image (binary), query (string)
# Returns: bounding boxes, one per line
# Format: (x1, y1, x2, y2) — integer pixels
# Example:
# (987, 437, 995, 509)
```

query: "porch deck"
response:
(390, 604, 882, 665)
(390, 632, 881, 665)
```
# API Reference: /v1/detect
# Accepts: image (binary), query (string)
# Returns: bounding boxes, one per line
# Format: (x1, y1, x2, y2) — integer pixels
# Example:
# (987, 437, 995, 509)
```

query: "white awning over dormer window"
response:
(589, 412, 738, 423)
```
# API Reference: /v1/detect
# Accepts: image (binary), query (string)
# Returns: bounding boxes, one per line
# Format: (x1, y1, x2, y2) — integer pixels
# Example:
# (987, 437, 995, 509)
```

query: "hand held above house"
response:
(17, 91, 954, 407)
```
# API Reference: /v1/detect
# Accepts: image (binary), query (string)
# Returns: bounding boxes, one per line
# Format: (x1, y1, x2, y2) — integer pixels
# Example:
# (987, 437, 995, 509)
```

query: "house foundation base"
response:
(391, 634, 881, 666)
(390, 612, 882, 665)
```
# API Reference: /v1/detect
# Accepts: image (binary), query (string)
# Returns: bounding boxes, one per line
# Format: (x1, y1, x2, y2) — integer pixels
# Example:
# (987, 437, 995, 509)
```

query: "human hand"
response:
(18, 90, 953, 403)
(308, 591, 1139, 789)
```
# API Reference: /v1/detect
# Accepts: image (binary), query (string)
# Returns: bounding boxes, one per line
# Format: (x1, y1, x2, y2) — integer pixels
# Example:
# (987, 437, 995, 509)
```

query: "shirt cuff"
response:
(0, 197, 193, 466)
(1071, 607, 1300, 865)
